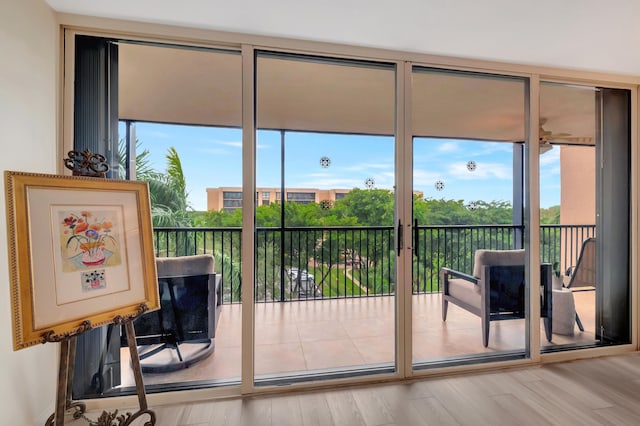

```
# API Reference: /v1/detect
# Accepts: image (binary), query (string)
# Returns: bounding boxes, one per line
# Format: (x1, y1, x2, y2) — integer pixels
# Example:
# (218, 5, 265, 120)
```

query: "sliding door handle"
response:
(414, 219, 419, 260)
(397, 219, 403, 254)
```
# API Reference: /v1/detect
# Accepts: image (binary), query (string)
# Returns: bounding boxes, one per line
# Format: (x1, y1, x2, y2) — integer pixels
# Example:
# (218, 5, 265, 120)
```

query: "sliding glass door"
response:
(67, 31, 634, 399)
(254, 51, 398, 385)
(410, 67, 530, 367)
(538, 82, 631, 352)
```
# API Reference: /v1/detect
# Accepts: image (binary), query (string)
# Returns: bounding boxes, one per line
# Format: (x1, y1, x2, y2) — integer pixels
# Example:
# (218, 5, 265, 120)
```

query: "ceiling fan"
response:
(538, 117, 594, 153)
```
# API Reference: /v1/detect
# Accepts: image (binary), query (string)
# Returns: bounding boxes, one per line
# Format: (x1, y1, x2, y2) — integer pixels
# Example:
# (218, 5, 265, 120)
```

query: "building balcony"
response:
(121, 291, 596, 388)
(116, 224, 597, 390)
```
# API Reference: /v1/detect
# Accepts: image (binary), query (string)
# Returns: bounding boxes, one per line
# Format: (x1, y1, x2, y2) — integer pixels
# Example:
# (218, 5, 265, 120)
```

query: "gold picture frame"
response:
(4, 171, 159, 350)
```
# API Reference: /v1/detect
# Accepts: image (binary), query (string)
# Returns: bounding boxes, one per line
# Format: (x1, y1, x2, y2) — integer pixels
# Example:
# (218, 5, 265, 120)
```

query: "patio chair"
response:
(564, 237, 596, 332)
(130, 254, 222, 373)
(441, 249, 552, 347)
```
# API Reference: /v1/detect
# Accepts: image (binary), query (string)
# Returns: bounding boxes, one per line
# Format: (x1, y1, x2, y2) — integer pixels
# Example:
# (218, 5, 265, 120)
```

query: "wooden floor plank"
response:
(482, 372, 594, 425)
(428, 377, 520, 425)
(351, 388, 395, 425)
(325, 390, 367, 426)
(491, 394, 552, 426)
(410, 396, 460, 426)
(520, 379, 604, 425)
(182, 401, 215, 424)
(298, 392, 336, 426)
(592, 405, 640, 426)
(377, 384, 433, 426)
(203, 399, 242, 426)
(271, 394, 304, 426)
(100, 353, 640, 426)
(528, 366, 614, 410)
(238, 397, 272, 426)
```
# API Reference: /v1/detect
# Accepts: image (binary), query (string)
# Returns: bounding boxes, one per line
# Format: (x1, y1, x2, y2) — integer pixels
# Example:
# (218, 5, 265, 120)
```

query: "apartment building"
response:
(206, 187, 350, 211)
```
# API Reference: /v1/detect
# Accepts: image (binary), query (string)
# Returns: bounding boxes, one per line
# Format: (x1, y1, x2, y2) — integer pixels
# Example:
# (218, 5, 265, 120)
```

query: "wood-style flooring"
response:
(90, 352, 640, 425)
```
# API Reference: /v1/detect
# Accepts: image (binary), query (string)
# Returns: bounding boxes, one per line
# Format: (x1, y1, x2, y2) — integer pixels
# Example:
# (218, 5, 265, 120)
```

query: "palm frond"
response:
(165, 147, 187, 195)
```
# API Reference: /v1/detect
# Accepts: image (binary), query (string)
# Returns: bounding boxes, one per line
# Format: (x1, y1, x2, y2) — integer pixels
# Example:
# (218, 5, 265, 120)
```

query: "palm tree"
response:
(148, 147, 192, 227)
(119, 140, 192, 227)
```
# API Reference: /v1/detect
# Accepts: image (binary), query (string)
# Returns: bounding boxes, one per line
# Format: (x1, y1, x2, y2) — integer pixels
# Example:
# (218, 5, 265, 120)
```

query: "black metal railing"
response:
(412, 225, 522, 294)
(255, 226, 395, 303)
(154, 227, 242, 304)
(412, 224, 596, 293)
(153, 224, 595, 304)
(539, 224, 597, 272)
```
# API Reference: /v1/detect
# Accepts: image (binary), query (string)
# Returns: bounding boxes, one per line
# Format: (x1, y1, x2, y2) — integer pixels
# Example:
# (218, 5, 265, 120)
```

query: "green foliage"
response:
(117, 138, 164, 182)
(193, 208, 242, 227)
(196, 190, 516, 229)
(540, 205, 560, 224)
(414, 198, 513, 225)
(119, 132, 524, 300)
(214, 251, 242, 303)
(144, 147, 192, 227)
(330, 188, 395, 226)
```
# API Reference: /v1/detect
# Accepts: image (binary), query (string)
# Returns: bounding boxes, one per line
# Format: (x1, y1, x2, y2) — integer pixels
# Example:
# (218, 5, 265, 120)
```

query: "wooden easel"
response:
(45, 150, 156, 425)
(45, 312, 155, 426)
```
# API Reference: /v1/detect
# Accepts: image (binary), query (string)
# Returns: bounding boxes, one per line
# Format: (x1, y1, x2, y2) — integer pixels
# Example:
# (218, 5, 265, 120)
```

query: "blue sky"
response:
(123, 122, 560, 211)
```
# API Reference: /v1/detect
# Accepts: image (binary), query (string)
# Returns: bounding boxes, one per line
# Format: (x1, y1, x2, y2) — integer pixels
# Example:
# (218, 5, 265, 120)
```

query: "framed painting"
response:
(4, 171, 159, 350)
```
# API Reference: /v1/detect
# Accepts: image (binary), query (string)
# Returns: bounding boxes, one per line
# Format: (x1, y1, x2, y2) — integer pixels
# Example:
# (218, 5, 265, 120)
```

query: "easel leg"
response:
(46, 338, 72, 426)
(122, 320, 156, 425)
(125, 321, 148, 412)
(55, 339, 70, 426)
(66, 337, 86, 420)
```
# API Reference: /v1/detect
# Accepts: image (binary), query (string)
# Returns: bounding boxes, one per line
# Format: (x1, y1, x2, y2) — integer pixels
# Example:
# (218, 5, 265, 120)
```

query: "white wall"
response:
(0, 0, 59, 424)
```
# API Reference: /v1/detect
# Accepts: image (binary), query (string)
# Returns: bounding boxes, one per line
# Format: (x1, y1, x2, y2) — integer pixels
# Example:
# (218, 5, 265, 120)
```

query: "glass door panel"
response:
(539, 82, 631, 351)
(255, 52, 397, 385)
(75, 40, 244, 397)
(118, 43, 243, 389)
(410, 67, 529, 367)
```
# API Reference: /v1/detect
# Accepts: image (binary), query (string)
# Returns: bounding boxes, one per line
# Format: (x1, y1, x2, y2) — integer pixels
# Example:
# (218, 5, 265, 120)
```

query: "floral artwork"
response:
(5, 172, 158, 350)
(81, 269, 106, 291)
(60, 210, 122, 272)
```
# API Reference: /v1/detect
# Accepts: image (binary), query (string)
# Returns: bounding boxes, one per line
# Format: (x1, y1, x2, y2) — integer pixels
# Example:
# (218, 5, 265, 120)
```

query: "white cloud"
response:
(471, 142, 513, 156)
(217, 141, 242, 148)
(297, 177, 366, 188)
(539, 146, 560, 167)
(449, 161, 512, 180)
(199, 139, 269, 150)
(297, 171, 395, 189)
(342, 162, 393, 172)
(437, 141, 459, 153)
(142, 130, 171, 139)
(541, 165, 561, 176)
(413, 169, 441, 186)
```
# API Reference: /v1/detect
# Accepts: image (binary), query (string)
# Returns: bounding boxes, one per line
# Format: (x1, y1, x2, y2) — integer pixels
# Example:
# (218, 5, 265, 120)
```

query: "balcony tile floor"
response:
(121, 292, 596, 388)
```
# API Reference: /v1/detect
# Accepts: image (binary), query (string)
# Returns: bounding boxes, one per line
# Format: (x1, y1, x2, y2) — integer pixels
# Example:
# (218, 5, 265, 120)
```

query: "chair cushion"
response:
(447, 278, 481, 308)
(473, 249, 525, 279)
(156, 254, 215, 278)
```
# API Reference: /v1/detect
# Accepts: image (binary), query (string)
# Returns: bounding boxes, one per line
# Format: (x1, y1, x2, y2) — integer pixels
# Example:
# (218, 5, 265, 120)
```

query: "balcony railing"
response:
(154, 224, 595, 304)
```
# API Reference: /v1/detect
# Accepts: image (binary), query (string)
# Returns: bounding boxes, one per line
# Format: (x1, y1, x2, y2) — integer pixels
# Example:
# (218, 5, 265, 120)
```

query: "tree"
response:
(118, 140, 193, 227)
(147, 147, 191, 227)
(117, 138, 163, 182)
(330, 188, 394, 226)
(413, 198, 513, 226)
(540, 205, 560, 224)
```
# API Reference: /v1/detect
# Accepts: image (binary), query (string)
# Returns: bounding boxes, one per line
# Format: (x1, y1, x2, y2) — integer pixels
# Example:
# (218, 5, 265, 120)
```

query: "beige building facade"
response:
(207, 187, 352, 211)
(560, 145, 596, 225)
